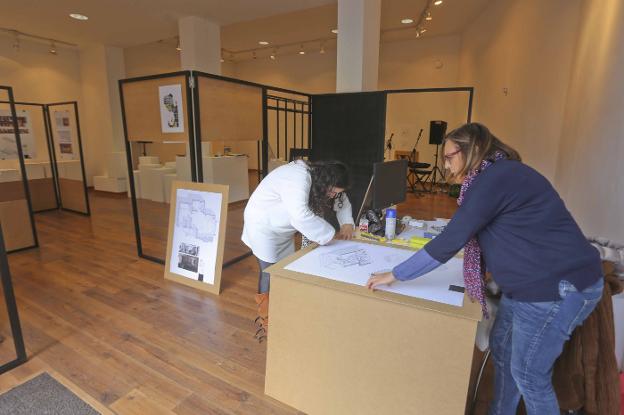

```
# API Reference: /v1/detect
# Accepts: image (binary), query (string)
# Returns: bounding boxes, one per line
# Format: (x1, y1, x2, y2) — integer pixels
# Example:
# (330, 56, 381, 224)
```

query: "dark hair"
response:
(307, 160, 350, 216)
(443, 123, 521, 182)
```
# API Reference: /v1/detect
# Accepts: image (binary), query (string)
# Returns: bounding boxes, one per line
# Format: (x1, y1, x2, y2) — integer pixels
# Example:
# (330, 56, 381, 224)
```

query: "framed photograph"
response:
(0, 109, 36, 160)
(164, 181, 229, 294)
(158, 84, 185, 133)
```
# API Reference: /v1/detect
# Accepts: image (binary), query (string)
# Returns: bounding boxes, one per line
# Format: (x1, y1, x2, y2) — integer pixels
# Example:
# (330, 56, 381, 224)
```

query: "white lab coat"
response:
(242, 161, 354, 263)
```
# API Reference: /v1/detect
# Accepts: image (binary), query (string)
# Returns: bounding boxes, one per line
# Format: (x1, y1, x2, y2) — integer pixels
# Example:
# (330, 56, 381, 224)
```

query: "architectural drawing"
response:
(320, 246, 372, 269)
(175, 193, 217, 243)
(285, 240, 465, 307)
(169, 188, 222, 284)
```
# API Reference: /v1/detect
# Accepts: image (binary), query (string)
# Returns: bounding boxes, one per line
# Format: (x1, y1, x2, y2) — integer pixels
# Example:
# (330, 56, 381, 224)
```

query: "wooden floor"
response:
(0, 187, 457, 414)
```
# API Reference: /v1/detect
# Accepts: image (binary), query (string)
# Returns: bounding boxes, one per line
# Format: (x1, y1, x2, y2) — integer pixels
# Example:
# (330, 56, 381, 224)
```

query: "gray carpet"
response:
(0, 372, 100, 415)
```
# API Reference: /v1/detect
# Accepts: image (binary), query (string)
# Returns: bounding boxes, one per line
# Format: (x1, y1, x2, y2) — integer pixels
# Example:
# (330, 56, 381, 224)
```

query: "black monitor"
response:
(372, 159, 407, 210)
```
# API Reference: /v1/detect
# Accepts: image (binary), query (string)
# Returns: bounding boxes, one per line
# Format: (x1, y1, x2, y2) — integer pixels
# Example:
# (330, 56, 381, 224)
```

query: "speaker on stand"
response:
(429, 120, 447, 193)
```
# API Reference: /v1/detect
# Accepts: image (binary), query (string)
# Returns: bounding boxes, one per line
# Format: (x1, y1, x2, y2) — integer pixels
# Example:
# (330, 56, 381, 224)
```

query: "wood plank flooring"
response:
(0, 185, 457, 414)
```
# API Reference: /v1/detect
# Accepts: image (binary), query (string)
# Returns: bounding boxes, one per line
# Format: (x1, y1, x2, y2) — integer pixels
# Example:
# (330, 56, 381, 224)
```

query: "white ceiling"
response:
(0, 0, 492, 52)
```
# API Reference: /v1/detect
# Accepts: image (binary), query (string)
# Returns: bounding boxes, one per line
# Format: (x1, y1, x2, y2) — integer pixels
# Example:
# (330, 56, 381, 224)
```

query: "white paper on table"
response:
(285, 240, 465, 307)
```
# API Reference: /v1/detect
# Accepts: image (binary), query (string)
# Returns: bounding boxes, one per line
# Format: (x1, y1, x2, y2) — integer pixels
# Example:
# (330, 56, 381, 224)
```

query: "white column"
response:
(79, 44, 126, 183)
(336, 0, 381, 92)
(178, 16, 221, 74)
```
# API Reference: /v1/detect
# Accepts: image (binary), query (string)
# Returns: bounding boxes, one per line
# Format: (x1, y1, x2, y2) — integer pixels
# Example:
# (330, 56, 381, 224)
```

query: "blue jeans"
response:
(488, 278, 604, 415)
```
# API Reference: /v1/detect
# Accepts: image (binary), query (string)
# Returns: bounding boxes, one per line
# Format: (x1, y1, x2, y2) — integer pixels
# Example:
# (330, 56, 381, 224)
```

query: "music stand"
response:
(429, 144, 447, 193)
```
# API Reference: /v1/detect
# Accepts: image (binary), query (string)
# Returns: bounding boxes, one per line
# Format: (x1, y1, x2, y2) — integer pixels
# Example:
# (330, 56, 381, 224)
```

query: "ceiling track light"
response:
(434, 0, 443, 5)
(69, 13, 89, 20)
(270, 48, 277, 60)
(49, 41, 57, 55)
(425, 11, 432, 21)
(176, 37, 181, 51)
(320, 42, 326, 54)
(252, 51, 257, 60)
(299, 44, 305, 55)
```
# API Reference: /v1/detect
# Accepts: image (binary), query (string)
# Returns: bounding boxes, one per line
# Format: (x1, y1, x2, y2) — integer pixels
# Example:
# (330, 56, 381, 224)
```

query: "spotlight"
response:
(69, 13, 89, 20)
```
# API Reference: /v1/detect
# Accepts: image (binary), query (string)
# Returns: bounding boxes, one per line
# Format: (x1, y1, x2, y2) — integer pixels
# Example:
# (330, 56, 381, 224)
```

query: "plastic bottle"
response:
(385, 207, 397, 239)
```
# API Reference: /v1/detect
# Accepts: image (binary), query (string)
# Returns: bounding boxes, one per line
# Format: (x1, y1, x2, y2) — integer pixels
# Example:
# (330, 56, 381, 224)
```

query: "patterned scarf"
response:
(458, 151, 506, 319)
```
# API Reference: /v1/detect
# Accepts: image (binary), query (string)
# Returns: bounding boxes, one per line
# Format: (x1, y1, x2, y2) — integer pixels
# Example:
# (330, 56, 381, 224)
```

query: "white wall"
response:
(232, 35, 462, 94)
(381, 35, 464, 167)
(79, 45, 126, 183)
(457, 0, 582, 182)
(124, 41, 180, 78)
(233, 48, 336, 94)
(0, 34, 83, 173)
(0, 35, 82, 103)
(554, 0, 624, 241)
(232, 35, 464, 168)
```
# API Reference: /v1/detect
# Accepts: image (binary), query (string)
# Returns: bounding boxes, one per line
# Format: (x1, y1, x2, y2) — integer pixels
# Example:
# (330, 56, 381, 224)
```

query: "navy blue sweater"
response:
(424, 159, 602, 302)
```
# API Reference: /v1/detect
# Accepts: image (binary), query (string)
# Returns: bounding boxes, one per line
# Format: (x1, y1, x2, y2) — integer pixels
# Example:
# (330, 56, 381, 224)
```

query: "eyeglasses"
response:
(443, 149, 462, 162)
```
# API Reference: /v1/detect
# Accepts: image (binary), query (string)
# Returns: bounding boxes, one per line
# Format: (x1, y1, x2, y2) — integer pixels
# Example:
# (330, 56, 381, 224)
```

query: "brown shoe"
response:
(254, 293, 269, 342)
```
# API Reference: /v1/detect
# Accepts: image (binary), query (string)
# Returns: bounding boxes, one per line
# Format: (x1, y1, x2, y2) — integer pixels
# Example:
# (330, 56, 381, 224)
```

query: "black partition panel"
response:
(45, 102, 90, 215)
(311, 92, 386, 214)
(0, 222, 27, 374)
(0, 101, 60, 213)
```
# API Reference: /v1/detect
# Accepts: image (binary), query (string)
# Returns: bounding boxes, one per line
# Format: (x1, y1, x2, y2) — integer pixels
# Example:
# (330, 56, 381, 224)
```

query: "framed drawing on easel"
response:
(164, 181, 229, 294)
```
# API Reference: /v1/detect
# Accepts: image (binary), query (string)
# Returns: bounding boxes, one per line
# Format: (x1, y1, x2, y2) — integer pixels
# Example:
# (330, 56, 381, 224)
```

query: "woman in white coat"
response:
(242, 160, 355, 340)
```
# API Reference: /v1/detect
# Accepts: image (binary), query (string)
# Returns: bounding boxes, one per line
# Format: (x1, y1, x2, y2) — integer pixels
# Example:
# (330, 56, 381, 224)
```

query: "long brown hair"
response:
(443, 123, 521, 183)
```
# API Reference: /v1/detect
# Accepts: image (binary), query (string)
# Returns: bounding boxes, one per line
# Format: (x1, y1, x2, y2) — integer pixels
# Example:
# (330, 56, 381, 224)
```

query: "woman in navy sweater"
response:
(367, 123, 603, 415)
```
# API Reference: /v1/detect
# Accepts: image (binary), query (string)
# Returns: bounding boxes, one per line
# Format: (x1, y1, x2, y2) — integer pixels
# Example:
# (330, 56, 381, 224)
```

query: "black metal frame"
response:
(45, 101, 91, 216)
(119, 71, 193, 264)
(0, 86, 39, 253)
(0, 100, 61, 212)
(384, 87, 474, 191)
(118, 72, 473, 268)
(119, 71, 314, 265)
(266, 93, 311, 165)
(192, 71, 312, 178)
(0, 222, 27, 373)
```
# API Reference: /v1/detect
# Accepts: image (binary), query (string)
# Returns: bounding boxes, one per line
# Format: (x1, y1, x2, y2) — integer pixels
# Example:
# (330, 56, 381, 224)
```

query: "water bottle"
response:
(385, 207, 397, 239)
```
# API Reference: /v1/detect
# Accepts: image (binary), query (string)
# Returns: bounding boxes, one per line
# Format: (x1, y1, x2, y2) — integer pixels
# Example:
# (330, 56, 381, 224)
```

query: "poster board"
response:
(0, 109, 35, 160)
(122, 75, 189, 143)
(53, 110, 76, 160)
(164, 181, 228, 294)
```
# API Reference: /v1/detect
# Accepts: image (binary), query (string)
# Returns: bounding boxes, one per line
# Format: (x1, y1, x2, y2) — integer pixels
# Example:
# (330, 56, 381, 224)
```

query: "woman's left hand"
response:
(366, 271, 396, 290)
(336, 224, 355, 240)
